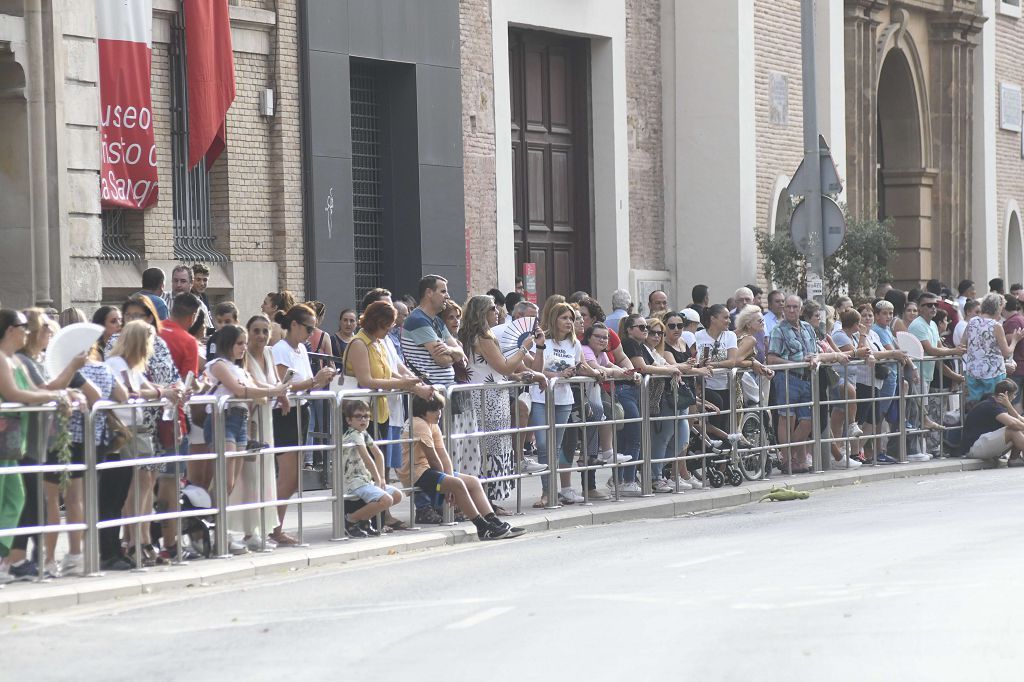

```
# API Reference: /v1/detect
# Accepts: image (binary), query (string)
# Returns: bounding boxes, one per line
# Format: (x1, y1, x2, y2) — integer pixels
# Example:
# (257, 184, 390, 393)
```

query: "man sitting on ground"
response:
(961, 380, 1024, 466)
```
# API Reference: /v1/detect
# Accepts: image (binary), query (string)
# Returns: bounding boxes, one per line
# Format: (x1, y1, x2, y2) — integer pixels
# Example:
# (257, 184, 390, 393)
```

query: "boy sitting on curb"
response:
(342, 400, 403, 538)
(401, 390, 525, 540)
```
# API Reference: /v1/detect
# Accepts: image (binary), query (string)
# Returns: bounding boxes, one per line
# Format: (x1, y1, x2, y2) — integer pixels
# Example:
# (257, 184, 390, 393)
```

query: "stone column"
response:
(929, 10, 984, 284)
(843, 0, 886, 220)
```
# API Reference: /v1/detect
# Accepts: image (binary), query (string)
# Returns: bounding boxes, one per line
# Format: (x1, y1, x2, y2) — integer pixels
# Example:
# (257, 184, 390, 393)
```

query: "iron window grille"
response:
(170, 12, 226, 263)
(350, 62, 386, 302)
(99, 209, 142, 261)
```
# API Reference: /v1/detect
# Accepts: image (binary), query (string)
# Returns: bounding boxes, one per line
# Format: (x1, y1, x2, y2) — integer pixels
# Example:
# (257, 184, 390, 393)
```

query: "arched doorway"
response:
(1009, 211, 1024, 287)
(876, 48, 933, 288)
(0, 50, 32, 305)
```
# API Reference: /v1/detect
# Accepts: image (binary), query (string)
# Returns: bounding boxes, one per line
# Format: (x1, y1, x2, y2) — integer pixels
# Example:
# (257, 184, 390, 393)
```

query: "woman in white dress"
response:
(458, 295, 538, 508)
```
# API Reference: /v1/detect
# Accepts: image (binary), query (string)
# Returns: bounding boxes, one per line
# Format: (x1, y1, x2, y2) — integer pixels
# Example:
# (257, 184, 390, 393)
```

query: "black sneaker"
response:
(100, 556, 132, 571)
(8, 560, 38, 581)
(358, 520, 380, 537)
(415, 506, 444, 525)
(346, 522, 369, 539)
(478, 524, 512, 541)
(490, 520, 526, 538)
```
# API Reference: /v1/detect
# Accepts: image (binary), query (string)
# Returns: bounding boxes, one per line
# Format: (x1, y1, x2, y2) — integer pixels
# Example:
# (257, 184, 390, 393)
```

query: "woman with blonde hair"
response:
(529, 302, 602, 507)
(106, 320, 182, 565)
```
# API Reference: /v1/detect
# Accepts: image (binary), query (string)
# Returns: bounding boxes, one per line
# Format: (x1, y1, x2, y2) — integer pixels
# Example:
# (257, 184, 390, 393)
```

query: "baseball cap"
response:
(680, 309, 701, 324)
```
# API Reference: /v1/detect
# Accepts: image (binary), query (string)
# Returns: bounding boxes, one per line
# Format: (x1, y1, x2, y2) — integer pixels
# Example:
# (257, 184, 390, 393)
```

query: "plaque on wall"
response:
(769, 72, 788, 126)
(1001, 82, 1022, 132)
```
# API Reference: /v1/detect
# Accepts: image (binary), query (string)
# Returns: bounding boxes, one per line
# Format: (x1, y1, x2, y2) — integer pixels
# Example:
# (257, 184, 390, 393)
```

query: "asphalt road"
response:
(4, 468, 1023, 681)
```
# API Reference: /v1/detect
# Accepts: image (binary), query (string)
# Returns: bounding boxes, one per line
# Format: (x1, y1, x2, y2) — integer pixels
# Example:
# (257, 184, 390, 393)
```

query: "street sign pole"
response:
(800, 0, 825, 307)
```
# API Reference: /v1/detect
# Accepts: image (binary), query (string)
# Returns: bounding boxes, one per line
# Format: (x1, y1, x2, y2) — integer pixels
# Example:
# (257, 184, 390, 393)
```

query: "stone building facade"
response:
(0, 0, 303, 316)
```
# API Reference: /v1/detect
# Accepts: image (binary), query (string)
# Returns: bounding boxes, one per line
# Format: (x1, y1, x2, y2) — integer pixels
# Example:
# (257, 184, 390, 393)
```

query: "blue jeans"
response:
(615, 384, 641, 483)
(529, 402, 573, 492)
(651, 399, 690, 480)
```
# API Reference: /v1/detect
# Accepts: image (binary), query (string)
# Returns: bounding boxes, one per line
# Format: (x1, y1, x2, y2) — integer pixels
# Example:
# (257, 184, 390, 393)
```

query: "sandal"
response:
(384, 516, 408, 531)
(269, 530, 299, 546)
(532, 497, 547, 508)
(492, 505, 512, 517)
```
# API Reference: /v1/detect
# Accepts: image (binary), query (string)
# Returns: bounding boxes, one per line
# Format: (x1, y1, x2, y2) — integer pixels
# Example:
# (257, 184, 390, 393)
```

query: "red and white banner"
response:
(184, 0, 235, 169)
(97, 0, 158, 209)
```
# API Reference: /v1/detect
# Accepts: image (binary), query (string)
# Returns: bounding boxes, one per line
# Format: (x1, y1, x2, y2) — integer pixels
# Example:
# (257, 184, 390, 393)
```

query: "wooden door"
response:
(509, 29, 591, 303)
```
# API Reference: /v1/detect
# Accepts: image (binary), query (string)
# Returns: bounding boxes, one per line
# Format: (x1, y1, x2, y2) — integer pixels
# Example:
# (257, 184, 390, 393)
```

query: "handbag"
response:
(873, 363, 891, 381)
(647, 377, 668, 416)
(821, 365, 842, 390)
(101, 410, 131, 456)
(331, 339, 362, 393)
(601, 389, 626, 430)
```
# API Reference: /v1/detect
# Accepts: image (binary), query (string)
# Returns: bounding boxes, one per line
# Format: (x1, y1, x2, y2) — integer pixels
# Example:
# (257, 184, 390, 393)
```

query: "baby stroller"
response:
(688, 371, 780, 487)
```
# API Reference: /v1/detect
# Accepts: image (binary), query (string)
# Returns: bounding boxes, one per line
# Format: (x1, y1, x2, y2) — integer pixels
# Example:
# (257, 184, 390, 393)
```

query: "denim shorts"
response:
(772, 372, 812, 420)
(203, 407, 250, 445)
(351, 483, 400, 504)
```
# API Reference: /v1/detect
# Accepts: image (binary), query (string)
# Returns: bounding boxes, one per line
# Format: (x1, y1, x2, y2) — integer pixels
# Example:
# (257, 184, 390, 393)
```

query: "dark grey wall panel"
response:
(347, 0, 383, 59)
(301, 0, 465, 310)
(309, 155, 354, 264)
(418, 164, 465, 266)
(305, 1, 348, 54)
(306, 51, 351, 160)
(416, 64, 462, 168)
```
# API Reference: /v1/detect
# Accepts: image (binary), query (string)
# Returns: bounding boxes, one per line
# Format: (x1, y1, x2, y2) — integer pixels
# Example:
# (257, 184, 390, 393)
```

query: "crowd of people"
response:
(1, 266, 1021, 583)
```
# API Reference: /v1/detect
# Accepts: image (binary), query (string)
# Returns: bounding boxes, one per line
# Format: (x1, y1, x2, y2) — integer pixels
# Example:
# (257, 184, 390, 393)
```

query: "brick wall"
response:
(753, 0, 804, 288)
(625, 0, 664, 271)
(995, 14, 1024, 281)
(134, 40, 174, 260)
(460, 0, 498, 294)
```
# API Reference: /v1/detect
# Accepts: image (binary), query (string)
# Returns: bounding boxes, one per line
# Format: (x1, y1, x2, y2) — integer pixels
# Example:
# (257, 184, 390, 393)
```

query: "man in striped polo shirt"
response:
(401, 275, 465, 385)
(401, 275, 466, 524)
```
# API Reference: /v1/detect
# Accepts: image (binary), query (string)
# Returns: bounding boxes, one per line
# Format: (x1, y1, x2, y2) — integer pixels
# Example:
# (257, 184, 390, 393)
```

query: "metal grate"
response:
(99, 209, 141, 261)
(170, 12, 226, 263)
(350, 63, 385, 301)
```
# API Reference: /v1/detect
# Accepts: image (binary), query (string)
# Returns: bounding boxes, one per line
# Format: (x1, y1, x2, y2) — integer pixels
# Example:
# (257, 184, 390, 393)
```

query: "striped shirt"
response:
(401, 307, 455, 386)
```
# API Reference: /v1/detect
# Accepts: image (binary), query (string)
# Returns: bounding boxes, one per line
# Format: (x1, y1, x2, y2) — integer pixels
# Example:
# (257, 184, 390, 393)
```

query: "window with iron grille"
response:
(350, 62, 386, 301)
(170, 12, 226, 263)
(100, 208, 141, 261)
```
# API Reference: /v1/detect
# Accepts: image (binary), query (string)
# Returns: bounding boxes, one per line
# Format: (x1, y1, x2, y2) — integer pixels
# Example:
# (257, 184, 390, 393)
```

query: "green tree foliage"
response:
(756, 202, 897, 300)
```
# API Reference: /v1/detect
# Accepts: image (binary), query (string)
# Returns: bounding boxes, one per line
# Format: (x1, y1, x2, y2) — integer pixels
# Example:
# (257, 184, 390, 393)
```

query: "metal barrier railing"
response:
(0, 350, 974, 584)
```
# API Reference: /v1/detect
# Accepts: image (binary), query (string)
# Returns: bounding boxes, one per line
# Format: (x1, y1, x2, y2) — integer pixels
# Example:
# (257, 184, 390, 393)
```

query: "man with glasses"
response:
(909, 292, 964, 450)
(766, 295, 820, 472)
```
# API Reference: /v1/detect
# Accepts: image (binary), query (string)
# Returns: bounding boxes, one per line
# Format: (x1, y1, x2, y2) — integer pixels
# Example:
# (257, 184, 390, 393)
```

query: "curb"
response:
(0, 458, 988, 616)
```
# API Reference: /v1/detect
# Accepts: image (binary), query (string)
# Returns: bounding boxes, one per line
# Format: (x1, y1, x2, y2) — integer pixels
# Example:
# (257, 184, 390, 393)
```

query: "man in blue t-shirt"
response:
(135, 266, 170, 320)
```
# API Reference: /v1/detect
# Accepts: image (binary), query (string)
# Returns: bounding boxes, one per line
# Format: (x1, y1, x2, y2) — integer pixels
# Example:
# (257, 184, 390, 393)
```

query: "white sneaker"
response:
(43, 561, 60, 579)
(848, 423, 864, 439)
(597, 449, 632, 464)
(673, 476, 694, 490)
(520, 456, 547, 474)
(833, 454, 862, 469)
(618, 481, 643, 497)
(228, 540, 249, 555)
(585, 488, 610, 500)
(245, 535, 276, 552)
(907, 452, 932, 462)
(651, 479, 674, 493)
(60, 553, 83, 576)
(558, 487, 585, 504)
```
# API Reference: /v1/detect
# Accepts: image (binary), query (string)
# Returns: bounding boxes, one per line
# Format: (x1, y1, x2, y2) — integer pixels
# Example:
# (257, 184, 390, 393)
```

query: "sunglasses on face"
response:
(920, 302, 936, 308)
(666, 323, 684, 330)
(649, 330, 665, 336)
(632, 325, 649, 332)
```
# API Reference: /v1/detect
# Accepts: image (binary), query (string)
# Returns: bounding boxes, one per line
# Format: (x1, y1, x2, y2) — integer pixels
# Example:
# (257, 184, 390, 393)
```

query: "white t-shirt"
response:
(271, 339, 313, 383)
(681, 331, 697, 349)
(694, 329, 737, 391)
(952, 319, 968, 347)
(529, 337, 584, 405)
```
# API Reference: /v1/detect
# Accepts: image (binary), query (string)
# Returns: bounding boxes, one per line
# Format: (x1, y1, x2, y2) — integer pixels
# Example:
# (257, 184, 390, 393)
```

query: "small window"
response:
(100, 209, 141, 261)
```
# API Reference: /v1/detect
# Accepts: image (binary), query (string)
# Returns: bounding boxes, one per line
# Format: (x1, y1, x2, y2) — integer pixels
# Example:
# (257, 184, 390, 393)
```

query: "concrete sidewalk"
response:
(0, 457, 990, 616)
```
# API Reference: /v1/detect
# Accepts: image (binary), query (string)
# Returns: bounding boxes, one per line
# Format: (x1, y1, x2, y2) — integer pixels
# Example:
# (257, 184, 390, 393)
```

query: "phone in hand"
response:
(281, 368, 297, 385)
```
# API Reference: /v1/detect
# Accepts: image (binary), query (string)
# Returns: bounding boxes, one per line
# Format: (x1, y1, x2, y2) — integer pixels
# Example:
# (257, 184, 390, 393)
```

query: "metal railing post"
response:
(330, 393, 346, 541)
(810, 363, 823, 473)
(898, 362, 909, 463)
(639, 375, 653, 496)
(83, 405, 101, 575)
(213, 396, 230, 558)
(440, 386, 457, 525)
(545, 378, 560, 509)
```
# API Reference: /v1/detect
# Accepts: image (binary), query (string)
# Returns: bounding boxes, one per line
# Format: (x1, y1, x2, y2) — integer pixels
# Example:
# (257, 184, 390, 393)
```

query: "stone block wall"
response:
(753, 0, 804, 289)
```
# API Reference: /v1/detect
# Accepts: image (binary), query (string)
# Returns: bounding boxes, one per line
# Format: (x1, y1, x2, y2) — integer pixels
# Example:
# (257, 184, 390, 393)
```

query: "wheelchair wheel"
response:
(737, 412, 769, 481)
(707, 466, 725, 488)
(727, 466, 743, 487)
